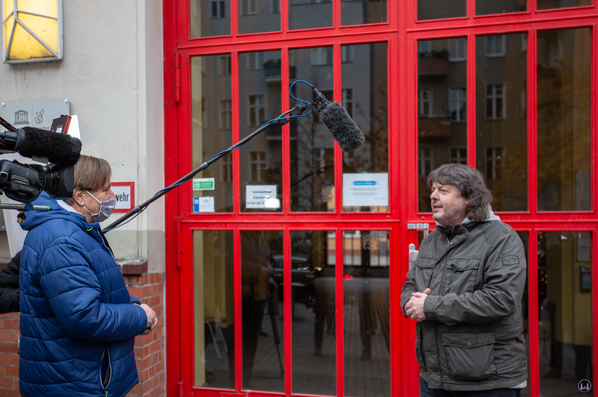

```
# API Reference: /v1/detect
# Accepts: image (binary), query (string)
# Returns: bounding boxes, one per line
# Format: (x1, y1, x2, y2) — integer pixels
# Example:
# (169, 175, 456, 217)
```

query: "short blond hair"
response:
(64, 155, 111, 205)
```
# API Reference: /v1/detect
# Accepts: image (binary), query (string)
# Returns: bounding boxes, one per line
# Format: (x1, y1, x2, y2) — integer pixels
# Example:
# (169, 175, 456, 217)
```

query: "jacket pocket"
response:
(442, 332, 497, 381)
(445, 258, 479, 294)
(415, 325, 427, 372)
(99, 348, 112, 390)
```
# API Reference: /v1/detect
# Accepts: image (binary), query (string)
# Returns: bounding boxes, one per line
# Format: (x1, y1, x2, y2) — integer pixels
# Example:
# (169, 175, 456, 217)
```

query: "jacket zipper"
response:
(100, 348, 112, 393)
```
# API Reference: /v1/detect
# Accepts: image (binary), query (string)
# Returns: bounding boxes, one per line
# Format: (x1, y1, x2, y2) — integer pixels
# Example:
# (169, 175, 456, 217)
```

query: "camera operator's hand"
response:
(136, 303, 158, 335)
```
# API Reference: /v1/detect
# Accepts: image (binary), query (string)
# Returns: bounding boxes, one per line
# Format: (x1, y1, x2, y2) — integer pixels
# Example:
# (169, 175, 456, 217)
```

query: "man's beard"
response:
(433, 202, 466, 227)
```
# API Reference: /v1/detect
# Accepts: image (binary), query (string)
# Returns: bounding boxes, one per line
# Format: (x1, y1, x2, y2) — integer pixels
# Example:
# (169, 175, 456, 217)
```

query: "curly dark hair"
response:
(426, 163, 493, 222)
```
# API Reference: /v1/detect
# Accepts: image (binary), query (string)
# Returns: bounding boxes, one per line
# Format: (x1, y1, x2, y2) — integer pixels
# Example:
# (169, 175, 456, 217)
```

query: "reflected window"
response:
(449, 87, 466, 122)
(291, 230, 336, 396)
(486, 83, 505, 120)
(211, 0, 227, 18)
(449, 38, 467, 61)
(311, 47, 333, 66)
(341, 0, 387, 26)
(486, 147, 505, 180)
(342, 45, 355, 63)
(193, 230, 235, 389)
(343, 231, 390, 397)
(221, 156, 232, 183)
(219, 55, 232, 75)
(271, 0, 280, 12)
(538, 231, 593, 394)
(418, 38, 467, 212)
(486, 35, 506, 57)
(250, 151, 266, 182)
(342, 88, 354, 117)
(248, 95, 265, 126)
(537, 28, 590, 212)
(190, 0, 231, 38)
(238, 0, 280, 35)
(240, 0, 257, 15)
(289, 0, 332, 30)
(220, 100, 232, 130)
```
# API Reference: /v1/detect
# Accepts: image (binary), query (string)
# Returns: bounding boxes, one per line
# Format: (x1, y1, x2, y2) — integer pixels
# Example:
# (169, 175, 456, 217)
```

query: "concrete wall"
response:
(0, 0, 165, 272)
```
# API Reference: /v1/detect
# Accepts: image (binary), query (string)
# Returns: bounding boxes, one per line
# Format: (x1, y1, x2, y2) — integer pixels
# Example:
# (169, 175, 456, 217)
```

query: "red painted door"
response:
(163, 1, 598, 396)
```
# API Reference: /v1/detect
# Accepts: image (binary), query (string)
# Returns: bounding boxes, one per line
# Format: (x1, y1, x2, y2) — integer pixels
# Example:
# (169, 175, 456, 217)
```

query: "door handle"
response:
(409, 243, 418, 271)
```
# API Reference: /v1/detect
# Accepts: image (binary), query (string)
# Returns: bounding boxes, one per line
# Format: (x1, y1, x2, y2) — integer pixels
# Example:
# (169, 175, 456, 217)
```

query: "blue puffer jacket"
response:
(19, 193, 148, 397)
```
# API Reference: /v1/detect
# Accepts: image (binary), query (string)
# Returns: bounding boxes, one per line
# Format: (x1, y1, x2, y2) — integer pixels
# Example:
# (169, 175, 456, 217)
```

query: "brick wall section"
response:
(0, 312, 20, 397)
(0, 268, 165, 397)
(126, 272, 166, 397)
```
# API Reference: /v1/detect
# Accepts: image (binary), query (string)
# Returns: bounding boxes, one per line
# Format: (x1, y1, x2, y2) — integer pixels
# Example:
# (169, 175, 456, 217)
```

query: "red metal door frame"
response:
(163, 1, 598, 396)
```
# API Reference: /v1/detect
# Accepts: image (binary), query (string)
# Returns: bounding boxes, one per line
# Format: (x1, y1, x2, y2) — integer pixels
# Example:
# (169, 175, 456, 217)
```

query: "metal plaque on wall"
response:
(0, 98, 70, 130)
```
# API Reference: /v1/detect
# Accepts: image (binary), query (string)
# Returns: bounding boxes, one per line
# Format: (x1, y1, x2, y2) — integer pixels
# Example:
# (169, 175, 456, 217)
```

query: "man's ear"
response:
(73, 188, 86, 207)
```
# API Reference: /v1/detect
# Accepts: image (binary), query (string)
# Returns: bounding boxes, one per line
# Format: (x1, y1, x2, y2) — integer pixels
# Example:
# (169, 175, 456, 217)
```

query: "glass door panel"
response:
(343, 230, 390, 397)
(418, 38, 467, 212)
(289, 47, 335, 212)
(241, 230, 284, 391)
(191, 55, 233, 212)
(342, 43, 389, 213)
(238, 0, 281, 34)
(538, 231, 593, 395)
(239, 50, 283, 212)
(476, 33, 528, 211)
(288, 0, 332, 30)
(476, 0, 527, 15)
(418, 0, 466, 20)
(290, 230, 336, 396)
(190, 0, 231, 38)
(537, 0, 591, 10)
(341, 0, 387, 26)
(193, 230, 235, 389)
(537, 28, 590, 212)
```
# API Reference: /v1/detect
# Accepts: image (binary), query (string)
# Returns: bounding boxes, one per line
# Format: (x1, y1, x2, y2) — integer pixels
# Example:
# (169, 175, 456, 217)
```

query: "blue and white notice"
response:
(342, 173, 389, 207)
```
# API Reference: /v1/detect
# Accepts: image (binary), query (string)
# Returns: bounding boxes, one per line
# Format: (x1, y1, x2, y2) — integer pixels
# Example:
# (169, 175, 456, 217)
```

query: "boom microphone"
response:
(0, 126, 82, 165)
(311, 88, 365, 152)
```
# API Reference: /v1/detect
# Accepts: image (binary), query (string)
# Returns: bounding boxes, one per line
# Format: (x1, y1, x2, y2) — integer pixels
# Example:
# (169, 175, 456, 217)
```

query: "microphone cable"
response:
(104, 80, 317, 232)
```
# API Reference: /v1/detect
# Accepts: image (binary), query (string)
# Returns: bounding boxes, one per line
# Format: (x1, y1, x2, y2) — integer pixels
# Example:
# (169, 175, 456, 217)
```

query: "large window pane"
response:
(537, 0, 591, 10)
(418, 38, 467, 212)
(538, 231, 592, 396)
(190, 0, 231, 38)
(238, 0, 280, 34)
(342, 43, 389, 213)
(193, 231, 235, 388)
(343, 231, 390, 397)
(290, 231, 336, 396)
(289, 0, 332, 30)
(239, 51, 283, 212)
(476, 0, 526, 15)
(476, 33, 527, 211)
(537, 28, 590, 212)
(341, 0, 387, 26)
(289, 47, 335, 212)
(192, 56, 233, 212)
(241, 231, 284, 391)
(418, 0, 466, 20)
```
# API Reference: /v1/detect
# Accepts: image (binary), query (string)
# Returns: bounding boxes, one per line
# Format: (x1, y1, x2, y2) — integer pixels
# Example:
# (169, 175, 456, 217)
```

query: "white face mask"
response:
(84, 190, 116, 223)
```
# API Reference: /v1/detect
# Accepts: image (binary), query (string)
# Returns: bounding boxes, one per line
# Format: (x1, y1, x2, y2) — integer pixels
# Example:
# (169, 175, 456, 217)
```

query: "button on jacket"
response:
(401, 215, 527, 391)
(19, 193, 148, 397)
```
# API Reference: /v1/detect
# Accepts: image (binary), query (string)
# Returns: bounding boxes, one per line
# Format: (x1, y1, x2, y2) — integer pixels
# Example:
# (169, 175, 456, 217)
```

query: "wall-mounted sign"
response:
(111, 182, 135, 212)
(193, 178, 215, 190)
(0, 99, 69, 130)
(246, 185, 279, 209)
(194, 196, 215, 213)
(343, 173, 388, 207)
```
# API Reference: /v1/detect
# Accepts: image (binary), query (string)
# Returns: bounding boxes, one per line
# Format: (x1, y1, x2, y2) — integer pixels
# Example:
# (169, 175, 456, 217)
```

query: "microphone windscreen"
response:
(19, 127, 82, 165)
(319, 102, 365, 152)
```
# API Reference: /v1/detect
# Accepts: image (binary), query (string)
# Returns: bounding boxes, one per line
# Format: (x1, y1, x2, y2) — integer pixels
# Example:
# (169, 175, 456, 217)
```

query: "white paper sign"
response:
(112, 184, 133, 210)
(194, 196, 215, 212)
(246, 185, 279, 209)
(343, 173, 388, 207)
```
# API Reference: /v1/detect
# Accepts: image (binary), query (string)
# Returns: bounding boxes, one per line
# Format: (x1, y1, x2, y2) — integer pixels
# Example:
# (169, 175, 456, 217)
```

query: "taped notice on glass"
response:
(246, 185, 279, 209)
(343, 173, 388, 207)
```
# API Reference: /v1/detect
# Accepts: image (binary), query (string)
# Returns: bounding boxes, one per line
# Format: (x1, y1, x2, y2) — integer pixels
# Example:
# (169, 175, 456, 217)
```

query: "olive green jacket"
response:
(401, 218, 527, 391)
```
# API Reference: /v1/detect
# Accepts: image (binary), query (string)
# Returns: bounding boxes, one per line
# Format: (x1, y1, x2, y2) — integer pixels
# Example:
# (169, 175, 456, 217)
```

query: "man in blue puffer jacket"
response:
(19, 155, 157, 397)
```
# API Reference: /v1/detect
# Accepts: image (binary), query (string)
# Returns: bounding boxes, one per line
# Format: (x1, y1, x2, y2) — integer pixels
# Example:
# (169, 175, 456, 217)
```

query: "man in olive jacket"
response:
(402, 164, 527, 396)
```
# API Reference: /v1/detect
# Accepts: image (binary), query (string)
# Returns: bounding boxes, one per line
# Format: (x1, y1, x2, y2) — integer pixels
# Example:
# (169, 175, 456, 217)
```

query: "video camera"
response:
(0, 116, 81, 204)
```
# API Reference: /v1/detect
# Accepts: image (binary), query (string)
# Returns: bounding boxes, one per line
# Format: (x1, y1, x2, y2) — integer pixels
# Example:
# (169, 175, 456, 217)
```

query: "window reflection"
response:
(476, 33, 527, 212)
(193, 231, 235, 388)
(538, 232, 593, 396)
(418, 0, 466, 20)
(476, 0, 526, 15)
(289, 47, 335, 212)
(239, 51, 283, 212)
(341, 43, 389, 213)
(192, 56, 233, 212)
(238, 0, 280, 34)
(241, 231, 284, 392)
(343, 231, 390, 397)
(341, 0, 387, 26)
(537, 0, 591, 10)
(190, 0, 231, 38)
(537, 28, 590, 212)
(289, 0, 332, 30)
(290, 231, 336, 396)
(418, 38, 467, 212)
